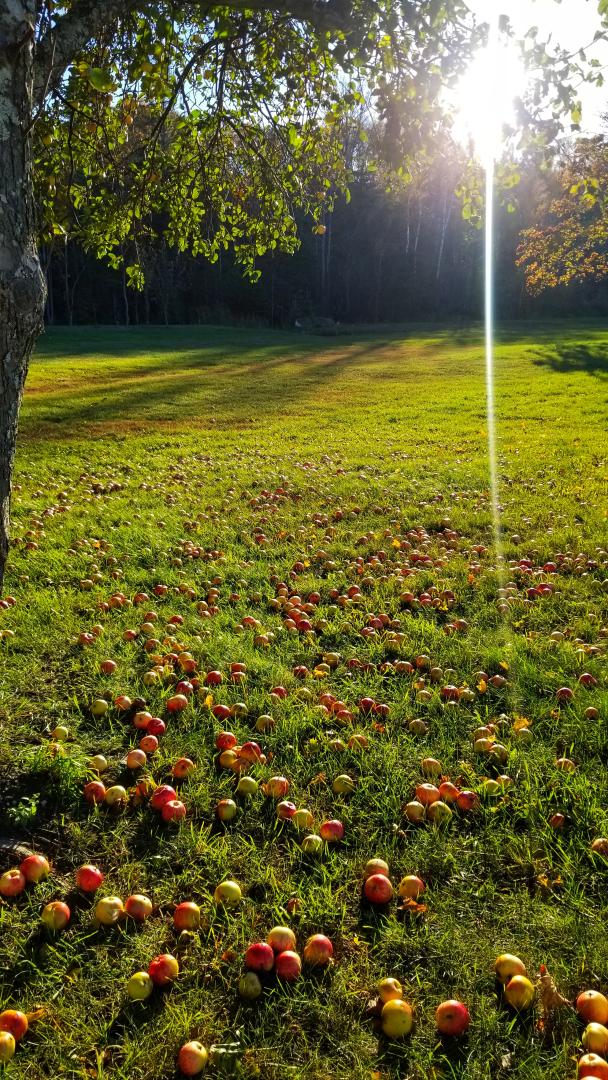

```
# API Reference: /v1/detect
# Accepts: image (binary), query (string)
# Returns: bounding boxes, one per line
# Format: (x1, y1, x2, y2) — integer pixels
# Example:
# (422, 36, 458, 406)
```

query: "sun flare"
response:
(452, 37, 529, 163)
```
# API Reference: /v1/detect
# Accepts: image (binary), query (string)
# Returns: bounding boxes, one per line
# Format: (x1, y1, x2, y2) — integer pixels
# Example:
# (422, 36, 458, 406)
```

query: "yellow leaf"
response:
(477, 679, 487, 693)
(204, 693, 214, 707)
(499, 660, 509, 671)
(513, 716, 530, 731)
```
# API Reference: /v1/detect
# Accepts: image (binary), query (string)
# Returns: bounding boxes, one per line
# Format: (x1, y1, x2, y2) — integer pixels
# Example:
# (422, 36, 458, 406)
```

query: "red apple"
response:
(435, 999, 470, 1036)
(320, 819, 344, 842)
(172, 757, 195, 778)
(245, 942, 275, 972)
(148, 953, 179, 985)
(416, 783, 440, 806)
(216, 731, 237, 751)
(174, 901, 201, 930)
(76, 864, 104, 892)
(162, 799, 186, 822)
(303, 934, 333, 967)
(147, 717, 166, 737)
(578, 1053, 608, 1079)
(364, 874, 394, 905)
(276, 800, 297, 820)
(41, 900, 70, 930)
(265, 776, 289, 798)
(578, 991, 608, 1025)
(0, 869, 26, 897)
(150, 785, 177, 810)
(20, 853, 50, 883)
(178, 1041, 208, 1075)
(275, 949, 302, 981)
(0, 1011, 28, 1042)
(167, 694, 188, 713)
(84, 780, 107, 804)
(125, 894, 153, 921)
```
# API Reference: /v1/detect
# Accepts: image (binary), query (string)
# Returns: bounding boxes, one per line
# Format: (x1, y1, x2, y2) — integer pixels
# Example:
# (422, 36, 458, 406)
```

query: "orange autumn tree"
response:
(517, 136, 608, 294)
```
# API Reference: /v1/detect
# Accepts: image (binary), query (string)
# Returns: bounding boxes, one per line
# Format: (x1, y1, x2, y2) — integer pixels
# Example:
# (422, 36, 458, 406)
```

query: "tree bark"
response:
(0, 1, 46, 590)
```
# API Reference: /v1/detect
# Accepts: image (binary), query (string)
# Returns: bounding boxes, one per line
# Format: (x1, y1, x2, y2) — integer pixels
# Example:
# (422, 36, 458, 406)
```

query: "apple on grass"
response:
(435, 999, 470, 1036)
(583, 1024, 608, 1056)
(214, 880, 242, 907)
(0, 1010, 28, 1041)
(275, 950, 302, 981)
(0, 1032, 15, 1063)
(381, 999, 413, 1038)
(303, 935, 333, 967)
(174, 902, 201, 930)
(364, 873, 393, 905)
(148, 953, 179, 986)
(0, 869, 26, 897)
(494, 954, 527, 984)
(178, 1041, 208, 1075)
(267, 926, 297, 954)
(504, 975, 535, 1010)
(578, 1053, 608, 1079)
(76, 864, 104, 892)
(41, 900, 70, 931)
(95, 896, 124, 926)
(577, 991, 608, 1025)
(127, 971, 154, 1000)
(20, 853, 50, 883)
(245, 942, 275, 972)
(239, 972, 263, 999)
(378, 978, 403, 1003)
(125, 894, 153, 921)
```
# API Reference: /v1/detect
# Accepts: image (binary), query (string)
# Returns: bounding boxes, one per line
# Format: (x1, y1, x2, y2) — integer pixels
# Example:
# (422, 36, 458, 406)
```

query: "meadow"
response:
(0, 321, 607, 1080)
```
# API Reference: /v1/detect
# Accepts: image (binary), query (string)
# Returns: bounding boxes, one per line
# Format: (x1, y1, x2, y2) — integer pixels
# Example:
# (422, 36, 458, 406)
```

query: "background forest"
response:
(43, 124, 608, 328)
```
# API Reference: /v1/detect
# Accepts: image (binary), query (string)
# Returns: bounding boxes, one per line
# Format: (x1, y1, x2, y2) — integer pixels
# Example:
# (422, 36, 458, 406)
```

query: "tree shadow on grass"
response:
(531, 341, 608, 381)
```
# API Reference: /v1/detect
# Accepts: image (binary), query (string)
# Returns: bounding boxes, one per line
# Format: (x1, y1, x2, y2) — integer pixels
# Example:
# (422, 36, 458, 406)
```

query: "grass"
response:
(0, 320, 607, 1080)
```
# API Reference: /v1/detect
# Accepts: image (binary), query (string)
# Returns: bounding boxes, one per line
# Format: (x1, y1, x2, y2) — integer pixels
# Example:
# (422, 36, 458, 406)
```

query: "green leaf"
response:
(86, 67, 117, 93)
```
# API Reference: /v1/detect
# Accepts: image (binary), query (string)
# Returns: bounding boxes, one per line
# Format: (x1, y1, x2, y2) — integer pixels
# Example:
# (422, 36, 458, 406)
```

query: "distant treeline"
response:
(42, 147, 608, 328)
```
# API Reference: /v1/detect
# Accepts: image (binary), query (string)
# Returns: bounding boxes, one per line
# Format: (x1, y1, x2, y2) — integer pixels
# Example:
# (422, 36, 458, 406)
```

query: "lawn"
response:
(0, 321, 607, 1080)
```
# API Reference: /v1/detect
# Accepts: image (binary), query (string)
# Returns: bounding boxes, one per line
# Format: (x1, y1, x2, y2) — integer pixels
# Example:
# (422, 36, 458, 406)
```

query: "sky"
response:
(465, 0, 608, 134)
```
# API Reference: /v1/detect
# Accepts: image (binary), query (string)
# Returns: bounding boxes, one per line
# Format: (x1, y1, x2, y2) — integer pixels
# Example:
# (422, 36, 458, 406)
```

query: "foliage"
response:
(517, 136, 608, 294)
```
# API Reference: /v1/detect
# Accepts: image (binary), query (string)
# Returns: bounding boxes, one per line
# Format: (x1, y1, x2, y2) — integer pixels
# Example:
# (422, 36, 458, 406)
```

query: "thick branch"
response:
(33, 0, 128, 102)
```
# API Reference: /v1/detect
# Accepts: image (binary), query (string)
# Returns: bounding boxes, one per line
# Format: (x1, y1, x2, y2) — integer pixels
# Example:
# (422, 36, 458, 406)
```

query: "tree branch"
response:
(33, 0, 352, 106)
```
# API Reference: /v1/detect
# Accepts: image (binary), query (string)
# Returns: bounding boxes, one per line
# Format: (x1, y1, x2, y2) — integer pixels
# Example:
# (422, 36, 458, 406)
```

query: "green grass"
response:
(0, 321, 607, 1080)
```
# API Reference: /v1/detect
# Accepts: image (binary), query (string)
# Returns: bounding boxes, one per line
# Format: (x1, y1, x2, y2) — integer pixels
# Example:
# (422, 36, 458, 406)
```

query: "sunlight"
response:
(452, 35, 529, 164)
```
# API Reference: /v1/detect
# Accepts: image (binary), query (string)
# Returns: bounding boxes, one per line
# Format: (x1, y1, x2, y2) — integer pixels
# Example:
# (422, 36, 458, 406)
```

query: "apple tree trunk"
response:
(0, 1, 46, 590)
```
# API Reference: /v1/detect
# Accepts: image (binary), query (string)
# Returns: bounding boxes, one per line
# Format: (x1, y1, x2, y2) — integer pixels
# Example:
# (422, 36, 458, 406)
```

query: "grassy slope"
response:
(0, 322, 607, 1080)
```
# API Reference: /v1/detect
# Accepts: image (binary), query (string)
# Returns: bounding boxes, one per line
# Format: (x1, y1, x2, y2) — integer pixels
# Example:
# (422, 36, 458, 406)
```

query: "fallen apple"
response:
(125, 894, 153, 921)
(0, 1032, 15, 1063)
(364, 873, 394, 905)
(127, 971, 154, 1000)
(41, 900, 71, 931)
(20, 853, 50, 883)
(76, 864, 104, 892)
(578, 991, 608, 1025)
(245, 942, 275, 972)
(381, 998, 413, 1038)
(378, 977, 403, 1003)
(494, 954, 527, 984)
(583, 1023, 608, 1056)
(267, 926, 297, 953)
(174, 901, 201, 930)
(435, 999, 470, 1036)
(214, 880, 242, 907)
(275, 949, 302, 981)
(504, 974, 535, 1010)
(0, 869, 26, 897)
(95, 895, 124, 926)
(177, 1040, 208, 1075)
(578, 1053, 608, 1079)
(239, 972, 263, 999)
(0, 1010, 28, 1041)
(303, 934, 333, 967)
(148, 953, 179, 985)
